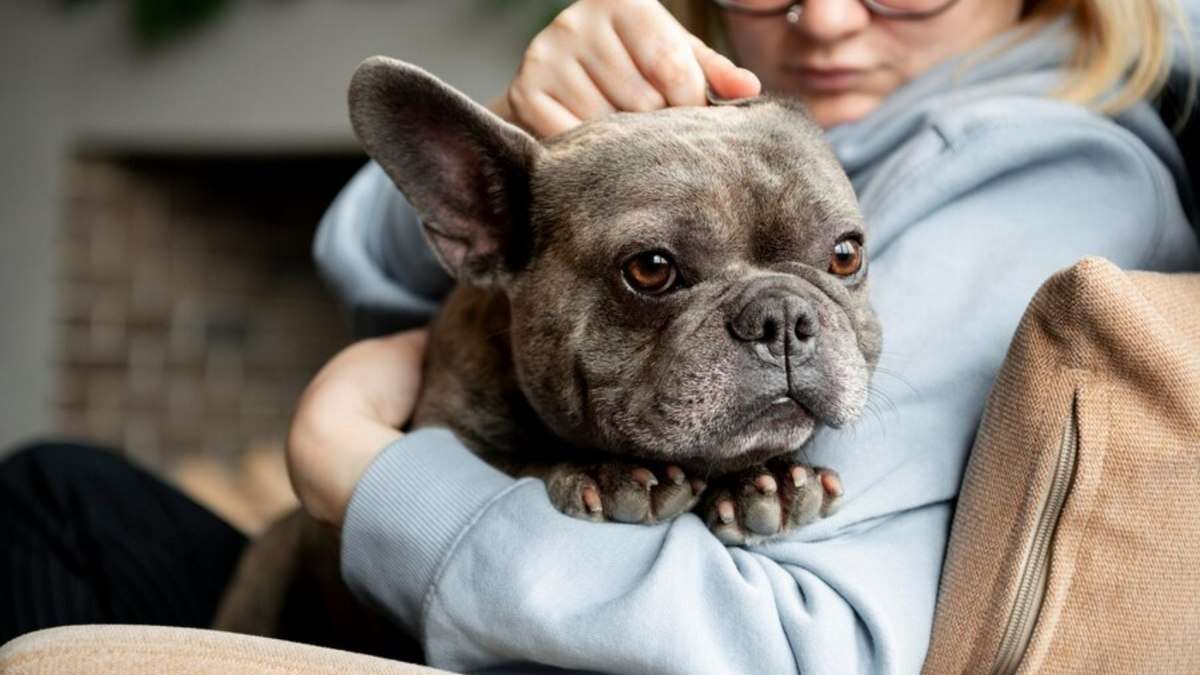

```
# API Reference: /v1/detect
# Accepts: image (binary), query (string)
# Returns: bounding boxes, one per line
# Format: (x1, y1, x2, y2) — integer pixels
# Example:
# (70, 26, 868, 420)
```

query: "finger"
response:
(508, 86, 583, 138)
(612, 7, 706, 107)
(548, 59, 618, 123)
(486, 93, 516, 124)
(689, 36, 762, 101)
(579, 25, 668, 113)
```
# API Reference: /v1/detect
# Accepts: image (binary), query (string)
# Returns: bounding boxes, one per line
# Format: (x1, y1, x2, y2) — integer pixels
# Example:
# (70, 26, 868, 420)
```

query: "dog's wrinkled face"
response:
(351, 58, 881, 474)
(513, 107, 880, 471)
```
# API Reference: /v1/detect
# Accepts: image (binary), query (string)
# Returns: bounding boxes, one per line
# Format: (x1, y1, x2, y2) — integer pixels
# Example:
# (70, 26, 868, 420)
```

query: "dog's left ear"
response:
(349, 56, 541, 287)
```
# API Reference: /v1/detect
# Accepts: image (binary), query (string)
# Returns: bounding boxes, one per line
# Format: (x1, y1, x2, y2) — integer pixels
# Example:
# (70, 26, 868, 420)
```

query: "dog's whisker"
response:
(866, 386, 901, 418)
(871, 367, 918, 391)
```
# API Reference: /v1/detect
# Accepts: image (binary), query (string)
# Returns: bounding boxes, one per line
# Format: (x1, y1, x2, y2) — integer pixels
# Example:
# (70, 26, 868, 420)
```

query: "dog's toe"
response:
(709, 496, 746, 545)
(603, 483, 653, 524)
(739, 473, 783, 535)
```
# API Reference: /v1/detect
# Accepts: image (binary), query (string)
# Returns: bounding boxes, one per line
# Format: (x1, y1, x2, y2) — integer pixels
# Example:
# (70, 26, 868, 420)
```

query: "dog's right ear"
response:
(349, 57, 541, 287)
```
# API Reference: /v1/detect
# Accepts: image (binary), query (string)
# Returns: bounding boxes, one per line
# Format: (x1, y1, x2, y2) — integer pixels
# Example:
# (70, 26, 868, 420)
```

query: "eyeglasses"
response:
(710, 0, 962, 21)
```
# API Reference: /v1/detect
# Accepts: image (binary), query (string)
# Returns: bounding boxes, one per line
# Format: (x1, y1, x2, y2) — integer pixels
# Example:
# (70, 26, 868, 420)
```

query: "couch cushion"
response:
(0, 624, 456, 675)
(922, 257, 1200, 674)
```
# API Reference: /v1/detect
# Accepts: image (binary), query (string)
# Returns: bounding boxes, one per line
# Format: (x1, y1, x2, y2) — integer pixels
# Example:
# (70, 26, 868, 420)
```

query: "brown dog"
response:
(214, 57, 880, 653)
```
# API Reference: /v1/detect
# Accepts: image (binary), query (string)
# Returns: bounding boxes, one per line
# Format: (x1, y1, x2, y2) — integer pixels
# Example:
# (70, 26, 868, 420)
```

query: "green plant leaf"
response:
(132, 0, 231, 47)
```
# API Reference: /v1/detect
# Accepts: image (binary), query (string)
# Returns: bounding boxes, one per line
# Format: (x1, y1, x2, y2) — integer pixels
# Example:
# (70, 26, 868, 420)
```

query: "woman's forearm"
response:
(340, 428, 947, 674)
(287, 330, 426, 527)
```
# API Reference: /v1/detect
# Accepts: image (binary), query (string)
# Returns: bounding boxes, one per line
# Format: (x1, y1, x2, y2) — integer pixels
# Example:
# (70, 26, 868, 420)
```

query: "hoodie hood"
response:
(824, 13, 1197, 223)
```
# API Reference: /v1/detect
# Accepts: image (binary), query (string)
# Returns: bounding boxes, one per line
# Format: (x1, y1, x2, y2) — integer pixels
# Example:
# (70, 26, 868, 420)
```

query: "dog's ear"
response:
(349, 57, 540, 286)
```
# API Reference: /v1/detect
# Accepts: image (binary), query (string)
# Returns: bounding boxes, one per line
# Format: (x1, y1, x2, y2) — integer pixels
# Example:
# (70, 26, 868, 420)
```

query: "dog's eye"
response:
(623, 251, 679, 295)
(829, 239, 864, 277)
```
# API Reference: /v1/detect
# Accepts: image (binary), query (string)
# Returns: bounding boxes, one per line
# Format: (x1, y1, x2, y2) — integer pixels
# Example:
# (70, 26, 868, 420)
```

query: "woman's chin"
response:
(802, 94, 882, 130)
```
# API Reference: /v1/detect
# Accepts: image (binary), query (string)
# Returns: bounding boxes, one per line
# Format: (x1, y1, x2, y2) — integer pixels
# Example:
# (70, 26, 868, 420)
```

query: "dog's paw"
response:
(543, 461, 706, 525)
(700, 460, 842, 546)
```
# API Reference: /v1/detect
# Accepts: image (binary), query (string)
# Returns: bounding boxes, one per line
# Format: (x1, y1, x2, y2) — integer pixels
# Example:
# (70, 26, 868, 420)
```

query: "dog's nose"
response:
(729, 291, 820, 361)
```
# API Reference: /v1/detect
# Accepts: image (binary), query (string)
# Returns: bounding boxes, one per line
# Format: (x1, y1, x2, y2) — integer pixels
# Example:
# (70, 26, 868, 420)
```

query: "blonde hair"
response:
(1030, 0, 1189, 113)
(662, 0, 1191, 115)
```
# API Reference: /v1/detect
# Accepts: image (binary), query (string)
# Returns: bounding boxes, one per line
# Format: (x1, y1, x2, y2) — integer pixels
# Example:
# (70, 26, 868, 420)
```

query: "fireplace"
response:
(54, 153, 365, 527)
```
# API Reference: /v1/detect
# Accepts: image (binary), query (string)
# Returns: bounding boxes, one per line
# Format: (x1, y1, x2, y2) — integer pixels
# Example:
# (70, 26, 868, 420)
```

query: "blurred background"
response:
(0, 0, 563, 531)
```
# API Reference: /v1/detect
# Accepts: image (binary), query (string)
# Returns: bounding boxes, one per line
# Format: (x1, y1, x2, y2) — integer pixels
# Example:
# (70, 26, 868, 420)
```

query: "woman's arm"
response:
(286, 330, 425, 526)
(343, 430, 948, 675)
(334, 119, 1199, 673)
(313, 163, 453, 338)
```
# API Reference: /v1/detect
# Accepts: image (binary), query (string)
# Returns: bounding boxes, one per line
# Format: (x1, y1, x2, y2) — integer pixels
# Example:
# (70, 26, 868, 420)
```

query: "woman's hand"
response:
(286, 329, 428, 527)
(491, 0, 761, 138)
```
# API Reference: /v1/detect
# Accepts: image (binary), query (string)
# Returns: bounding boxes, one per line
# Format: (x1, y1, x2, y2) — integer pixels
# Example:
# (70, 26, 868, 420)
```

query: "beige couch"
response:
(0, 625, 452, 675)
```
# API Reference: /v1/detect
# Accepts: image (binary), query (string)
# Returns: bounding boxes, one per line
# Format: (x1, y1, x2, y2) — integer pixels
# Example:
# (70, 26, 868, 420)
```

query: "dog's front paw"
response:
(700, 460, 842, 545)
(543, 461, 706, 524)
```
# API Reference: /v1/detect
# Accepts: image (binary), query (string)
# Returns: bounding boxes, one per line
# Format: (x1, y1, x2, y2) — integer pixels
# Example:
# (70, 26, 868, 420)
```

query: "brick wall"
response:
(54, 155, 362, 471)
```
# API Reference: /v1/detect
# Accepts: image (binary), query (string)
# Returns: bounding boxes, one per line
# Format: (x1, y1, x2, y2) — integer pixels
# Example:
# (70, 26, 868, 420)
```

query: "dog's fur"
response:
(213, 58, 880, 653)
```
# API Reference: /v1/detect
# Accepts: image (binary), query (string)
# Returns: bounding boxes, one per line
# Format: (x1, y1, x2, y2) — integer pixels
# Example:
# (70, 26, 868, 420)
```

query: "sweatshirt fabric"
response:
(315, 16, 1200, 675)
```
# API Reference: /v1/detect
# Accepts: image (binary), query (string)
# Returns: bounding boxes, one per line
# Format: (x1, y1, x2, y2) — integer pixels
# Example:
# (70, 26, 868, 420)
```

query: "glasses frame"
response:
(709, 0, 962, 21)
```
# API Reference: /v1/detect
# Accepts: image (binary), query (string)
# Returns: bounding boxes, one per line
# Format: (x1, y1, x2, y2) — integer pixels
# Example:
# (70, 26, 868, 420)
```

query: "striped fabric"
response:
(0, 442, 246, 645)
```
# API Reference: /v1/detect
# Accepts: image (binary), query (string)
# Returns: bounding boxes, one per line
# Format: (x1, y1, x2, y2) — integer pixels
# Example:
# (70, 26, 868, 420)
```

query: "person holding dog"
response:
(2, 0, 1196, 672)
(301, 0, 1198, 672)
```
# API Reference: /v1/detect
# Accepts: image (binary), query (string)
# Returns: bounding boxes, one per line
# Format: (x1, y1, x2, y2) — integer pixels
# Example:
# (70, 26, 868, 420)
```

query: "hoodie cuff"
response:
(340, 428, 516, 635)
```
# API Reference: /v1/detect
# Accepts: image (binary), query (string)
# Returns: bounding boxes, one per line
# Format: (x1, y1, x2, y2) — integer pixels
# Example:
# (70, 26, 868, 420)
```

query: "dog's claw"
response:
(717, 500, 736, 524)
(666, 465, 686, 485)
(754, 473, 777, 495)
(582, 486, 602, 514)
(819, 470, 842, 497)
(691, 479, 707, 495)
(631, 467, 658, 489)
(790, 465, 807, 488)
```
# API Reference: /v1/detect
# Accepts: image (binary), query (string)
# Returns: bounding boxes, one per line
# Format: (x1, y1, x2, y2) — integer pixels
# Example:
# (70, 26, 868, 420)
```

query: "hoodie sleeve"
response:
(313, 161, 453, 337)
(339, 111, 1199, 675)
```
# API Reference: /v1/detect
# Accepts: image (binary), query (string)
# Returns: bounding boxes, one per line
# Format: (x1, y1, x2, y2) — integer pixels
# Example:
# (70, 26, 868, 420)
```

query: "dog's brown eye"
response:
(829, 239, 863, 277)
(623, 251, 678, 295)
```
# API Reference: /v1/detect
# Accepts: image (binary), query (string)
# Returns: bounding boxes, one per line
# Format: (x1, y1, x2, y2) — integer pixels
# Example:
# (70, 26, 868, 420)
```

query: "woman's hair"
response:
(662, 0, 1191, 115)
(1031, 0, 1189, 113)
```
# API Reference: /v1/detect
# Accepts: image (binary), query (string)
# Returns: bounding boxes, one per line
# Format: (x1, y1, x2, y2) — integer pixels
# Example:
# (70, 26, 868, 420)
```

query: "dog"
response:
(213, 57, 881, 655)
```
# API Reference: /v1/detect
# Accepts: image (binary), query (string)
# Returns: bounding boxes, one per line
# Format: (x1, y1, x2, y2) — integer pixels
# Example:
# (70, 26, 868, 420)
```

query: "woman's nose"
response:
(789, 0, 871, 42)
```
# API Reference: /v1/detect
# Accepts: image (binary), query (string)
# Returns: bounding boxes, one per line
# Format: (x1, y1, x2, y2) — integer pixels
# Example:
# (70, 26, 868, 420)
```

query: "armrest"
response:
(0, 625, 458, 675)
(923, 258, 1200, 673)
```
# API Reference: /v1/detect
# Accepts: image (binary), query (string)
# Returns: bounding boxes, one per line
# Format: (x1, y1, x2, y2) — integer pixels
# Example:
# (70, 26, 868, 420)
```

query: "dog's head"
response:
(350, 58, 881, 473)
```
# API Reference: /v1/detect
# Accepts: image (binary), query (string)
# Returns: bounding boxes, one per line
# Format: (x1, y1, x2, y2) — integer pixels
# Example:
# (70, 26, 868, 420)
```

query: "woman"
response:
(1, 0, 1195, 672)
(300, 0, 1198, 672)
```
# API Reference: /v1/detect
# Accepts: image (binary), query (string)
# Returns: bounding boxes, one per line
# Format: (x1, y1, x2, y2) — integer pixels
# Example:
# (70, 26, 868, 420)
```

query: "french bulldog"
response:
(214, 57, 880, 652)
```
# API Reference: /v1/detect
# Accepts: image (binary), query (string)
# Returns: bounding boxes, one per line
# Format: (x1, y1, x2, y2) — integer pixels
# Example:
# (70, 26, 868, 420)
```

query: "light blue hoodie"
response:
(315, 16, 1200, 675)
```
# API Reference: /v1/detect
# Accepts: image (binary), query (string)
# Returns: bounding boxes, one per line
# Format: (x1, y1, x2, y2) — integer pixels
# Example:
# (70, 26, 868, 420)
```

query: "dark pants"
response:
(0, 441, 247, 645)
